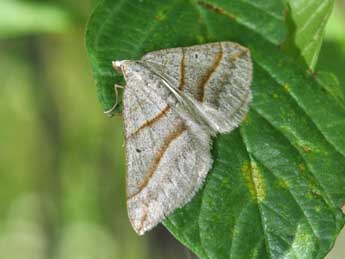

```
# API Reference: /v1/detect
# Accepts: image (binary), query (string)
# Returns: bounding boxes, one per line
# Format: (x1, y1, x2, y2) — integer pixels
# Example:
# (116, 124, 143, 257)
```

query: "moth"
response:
(108, 42, 252, 235)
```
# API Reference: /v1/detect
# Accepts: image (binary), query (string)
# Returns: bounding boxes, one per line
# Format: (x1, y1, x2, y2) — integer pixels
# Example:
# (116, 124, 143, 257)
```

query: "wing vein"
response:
(130, 106, 171, 137)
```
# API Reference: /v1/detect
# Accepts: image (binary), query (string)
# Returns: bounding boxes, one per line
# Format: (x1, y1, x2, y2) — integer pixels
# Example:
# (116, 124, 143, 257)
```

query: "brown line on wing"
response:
(196, 42, 224, 102)
(179, 48, 186, 91)
(127, 122, 187, 199)
(129, 106, 171, 138)
(129, 48, 188, 138)
(210, 47, 250, 108)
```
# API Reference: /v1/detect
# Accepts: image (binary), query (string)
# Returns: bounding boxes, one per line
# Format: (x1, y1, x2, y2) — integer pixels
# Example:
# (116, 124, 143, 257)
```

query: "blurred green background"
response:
(0, 1, 344, 259)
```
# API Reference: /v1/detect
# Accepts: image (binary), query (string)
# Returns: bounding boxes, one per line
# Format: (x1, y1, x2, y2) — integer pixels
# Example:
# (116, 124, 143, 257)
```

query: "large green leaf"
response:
(85, 1, 345, 259)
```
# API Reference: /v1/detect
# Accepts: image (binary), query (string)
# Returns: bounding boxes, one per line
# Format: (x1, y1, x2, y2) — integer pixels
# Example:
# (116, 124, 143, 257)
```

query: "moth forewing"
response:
(112, 41, 252, 235)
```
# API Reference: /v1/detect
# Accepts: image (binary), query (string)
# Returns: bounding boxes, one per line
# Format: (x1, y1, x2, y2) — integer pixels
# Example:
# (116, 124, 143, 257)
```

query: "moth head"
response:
(112, 60, 127, 74)
(112, 60, 147, 82)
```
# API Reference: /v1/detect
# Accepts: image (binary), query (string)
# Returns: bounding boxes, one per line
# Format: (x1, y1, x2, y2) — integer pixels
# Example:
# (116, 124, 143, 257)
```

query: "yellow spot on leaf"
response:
(241, 161, 266, 202)
(196, 35, 205, 44)
(283, 84, 290, 92)
(278, 179, 289, 189)
(302, 145, 312, 153)
(155, 14, 166, 21)
(155, 9, 167, 21)
(299, 163, 306, 172)
(242, 114, 250, 125)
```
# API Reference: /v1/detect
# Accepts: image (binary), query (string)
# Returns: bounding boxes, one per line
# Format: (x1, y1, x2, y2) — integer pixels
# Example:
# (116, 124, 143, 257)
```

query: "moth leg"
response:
(104, 84, 124, 117)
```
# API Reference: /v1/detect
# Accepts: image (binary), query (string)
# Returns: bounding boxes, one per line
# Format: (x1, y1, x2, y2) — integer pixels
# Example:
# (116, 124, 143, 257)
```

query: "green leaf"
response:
(284, 0, 334, 69)
(317, 5, 345, 100)
(0, 0, 72, 38)
(85, 1, 345, 259)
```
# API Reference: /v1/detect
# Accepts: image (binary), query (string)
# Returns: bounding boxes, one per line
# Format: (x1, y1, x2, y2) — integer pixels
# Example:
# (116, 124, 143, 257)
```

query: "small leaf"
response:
(317, 5, 345, 99)
(284, 0, 334, 69)
(85, 1, 345, 259)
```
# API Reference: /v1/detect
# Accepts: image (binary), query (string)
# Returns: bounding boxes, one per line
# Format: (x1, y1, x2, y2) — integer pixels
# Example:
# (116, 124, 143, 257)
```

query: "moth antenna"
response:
(160, 78, 185, 103)
(139, 61, 183, 99)
(142, 59, 164, 66)
(143, 60, 180, 85)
